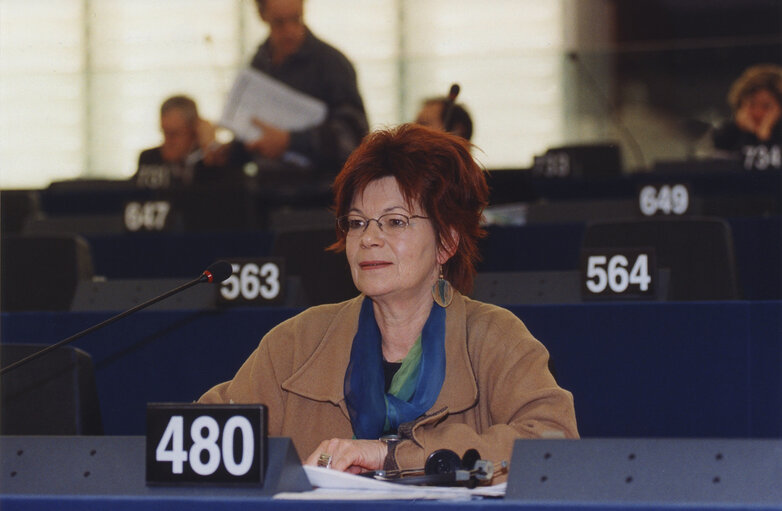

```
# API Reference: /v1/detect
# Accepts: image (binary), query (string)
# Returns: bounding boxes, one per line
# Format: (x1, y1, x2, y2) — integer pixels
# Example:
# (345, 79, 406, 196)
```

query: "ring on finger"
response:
(317, 452, 332, 469)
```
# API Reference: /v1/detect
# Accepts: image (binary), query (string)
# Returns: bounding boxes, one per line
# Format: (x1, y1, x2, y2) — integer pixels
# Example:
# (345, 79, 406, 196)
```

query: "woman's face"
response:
(345, 176, 445, 305)
(742, 89, 780, 126)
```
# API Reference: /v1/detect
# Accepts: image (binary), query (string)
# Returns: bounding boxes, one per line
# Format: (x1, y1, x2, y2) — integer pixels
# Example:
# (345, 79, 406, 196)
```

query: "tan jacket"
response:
(199, 292, 578, 478)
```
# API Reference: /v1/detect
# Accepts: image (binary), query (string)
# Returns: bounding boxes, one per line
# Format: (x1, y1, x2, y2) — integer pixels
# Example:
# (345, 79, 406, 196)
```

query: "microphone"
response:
(0, 261, 233, 376)
(200, 260, 232, 284)
(442, 83, 461, 133)
(567, 52, 646, 171)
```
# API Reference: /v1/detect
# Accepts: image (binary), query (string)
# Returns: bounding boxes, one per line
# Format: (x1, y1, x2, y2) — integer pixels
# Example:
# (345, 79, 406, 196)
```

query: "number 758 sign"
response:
(580, 248, 657, 300)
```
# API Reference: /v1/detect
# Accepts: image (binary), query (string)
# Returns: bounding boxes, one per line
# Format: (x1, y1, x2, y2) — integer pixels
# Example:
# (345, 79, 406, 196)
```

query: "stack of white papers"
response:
(220, 68, 327, 142)
(274, 466, 507, 501)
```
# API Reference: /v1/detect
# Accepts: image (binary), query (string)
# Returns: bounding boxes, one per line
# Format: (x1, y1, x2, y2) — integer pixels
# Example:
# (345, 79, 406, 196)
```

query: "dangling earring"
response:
(432, 268, 454, 307)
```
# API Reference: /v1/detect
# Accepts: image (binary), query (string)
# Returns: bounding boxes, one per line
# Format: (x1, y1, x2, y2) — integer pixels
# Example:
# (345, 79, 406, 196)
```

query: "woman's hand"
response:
(305, 438, 387, 474)
(735, 103, 758, 135)
(196, 118, 217, 150)
(757, 100, 781, 141)
(736, 99, 781, 141)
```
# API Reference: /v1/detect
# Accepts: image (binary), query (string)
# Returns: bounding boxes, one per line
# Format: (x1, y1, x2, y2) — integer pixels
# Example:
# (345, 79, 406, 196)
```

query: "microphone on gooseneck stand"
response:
(566, 52, 647, 171)
(0, 261, 234, 376)
(442, 83, 461, 133)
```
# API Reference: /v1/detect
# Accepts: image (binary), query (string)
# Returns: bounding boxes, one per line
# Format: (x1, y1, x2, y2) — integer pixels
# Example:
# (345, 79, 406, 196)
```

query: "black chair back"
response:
(270, 229, 357, 306)
(1, 344, 103, 435)
(1, 234, 94, 311)
(582, 217, 740, 300)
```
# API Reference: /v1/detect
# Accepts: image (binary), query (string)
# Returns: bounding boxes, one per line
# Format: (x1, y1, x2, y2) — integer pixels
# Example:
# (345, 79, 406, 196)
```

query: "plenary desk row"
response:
(2, 165, 778, 233)
(487, 163, 781, 206)
(74, 216, 782, 300)
(2, 300, 780, 438)
(27, 166, 782, 216)
(2, 436, 781, 509)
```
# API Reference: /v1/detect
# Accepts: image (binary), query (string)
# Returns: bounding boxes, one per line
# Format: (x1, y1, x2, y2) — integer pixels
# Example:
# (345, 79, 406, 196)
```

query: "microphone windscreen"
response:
(448, 83, 460, 101)
(203, 260, 233, 283)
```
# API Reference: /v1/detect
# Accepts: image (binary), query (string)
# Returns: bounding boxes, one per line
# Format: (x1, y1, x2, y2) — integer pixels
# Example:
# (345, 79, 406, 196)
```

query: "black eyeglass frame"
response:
(336, 213, 430, 235)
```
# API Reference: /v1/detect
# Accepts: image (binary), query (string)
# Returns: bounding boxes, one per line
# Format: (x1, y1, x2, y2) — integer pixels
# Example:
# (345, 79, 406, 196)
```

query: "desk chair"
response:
(1, 344, 103, 435)
(1, 234, 95, 311)
(270, 228, 357, 307)
(0, 190, 41, 234)
(581, 217, 740, 300)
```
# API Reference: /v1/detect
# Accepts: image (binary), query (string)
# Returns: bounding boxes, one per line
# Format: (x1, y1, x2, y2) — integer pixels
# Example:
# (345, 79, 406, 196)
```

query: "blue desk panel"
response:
(2, 301, 780, 438)
(78, 216, 781, 300)
(87, 231, 275, 279)
(38, 168, 780, 214)
(3, 436, 782, 510)
(4, 496, 780, 511)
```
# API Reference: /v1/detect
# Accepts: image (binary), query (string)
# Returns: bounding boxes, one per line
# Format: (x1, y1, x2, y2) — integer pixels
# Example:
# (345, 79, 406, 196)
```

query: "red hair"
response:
(329, 123, 489, 294)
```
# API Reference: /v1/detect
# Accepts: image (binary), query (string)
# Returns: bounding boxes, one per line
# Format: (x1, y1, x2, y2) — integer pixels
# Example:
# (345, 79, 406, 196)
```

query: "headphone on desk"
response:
(365, 448, 503, 487)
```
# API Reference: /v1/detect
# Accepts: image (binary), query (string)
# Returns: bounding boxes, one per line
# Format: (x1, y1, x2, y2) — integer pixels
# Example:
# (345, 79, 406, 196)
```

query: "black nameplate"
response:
(741, 144, 781, 170)
(135, 164, 172, 189)
(532, 151, 571, 178)
(217, 258, 286, 307)
(123, 200, 174, 232)
(580, 248, 657, 300)
(637, 183, 690, 216)
(146, 403, 267, 486)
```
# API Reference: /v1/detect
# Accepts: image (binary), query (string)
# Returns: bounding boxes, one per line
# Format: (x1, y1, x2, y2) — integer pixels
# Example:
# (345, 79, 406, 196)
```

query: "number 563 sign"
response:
(580, 248, 657, 300)
(217, 258, 286, 306)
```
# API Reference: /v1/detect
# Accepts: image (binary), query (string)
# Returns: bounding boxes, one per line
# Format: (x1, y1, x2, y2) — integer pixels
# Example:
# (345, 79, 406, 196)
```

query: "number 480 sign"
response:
(146, 404, 267, 485)
(580, 248, 657, 300)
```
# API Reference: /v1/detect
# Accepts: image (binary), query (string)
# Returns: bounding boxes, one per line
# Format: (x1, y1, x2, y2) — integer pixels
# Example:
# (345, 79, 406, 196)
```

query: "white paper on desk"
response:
(273, 465, 506, 500)
(219, 68, 327, 142)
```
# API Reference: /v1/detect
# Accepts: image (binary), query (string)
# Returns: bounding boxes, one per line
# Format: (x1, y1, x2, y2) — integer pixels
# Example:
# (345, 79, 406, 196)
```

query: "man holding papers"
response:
(226, 0, 368, 176)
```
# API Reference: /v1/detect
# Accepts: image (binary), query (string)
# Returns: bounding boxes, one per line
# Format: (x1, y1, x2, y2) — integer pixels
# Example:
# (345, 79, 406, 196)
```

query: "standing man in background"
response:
(238, 0, 368, 176)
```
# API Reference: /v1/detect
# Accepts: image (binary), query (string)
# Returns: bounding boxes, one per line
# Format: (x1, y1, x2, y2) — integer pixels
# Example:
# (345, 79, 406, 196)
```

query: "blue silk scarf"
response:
(344, 298, 446, 439)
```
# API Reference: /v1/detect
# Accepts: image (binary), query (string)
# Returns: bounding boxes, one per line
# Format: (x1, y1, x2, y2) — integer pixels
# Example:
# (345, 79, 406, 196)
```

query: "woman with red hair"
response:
(200, 124, 577, 482)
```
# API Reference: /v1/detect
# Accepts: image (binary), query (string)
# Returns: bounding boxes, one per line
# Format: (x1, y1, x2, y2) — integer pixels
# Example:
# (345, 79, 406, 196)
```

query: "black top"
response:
(382, 359, 403, 393)
(712, 121, 782, 170)
(133, 147, 243, 189)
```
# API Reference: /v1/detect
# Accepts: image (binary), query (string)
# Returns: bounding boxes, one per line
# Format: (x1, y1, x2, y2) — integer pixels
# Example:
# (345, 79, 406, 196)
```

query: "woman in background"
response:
(713, 64, 781, 169)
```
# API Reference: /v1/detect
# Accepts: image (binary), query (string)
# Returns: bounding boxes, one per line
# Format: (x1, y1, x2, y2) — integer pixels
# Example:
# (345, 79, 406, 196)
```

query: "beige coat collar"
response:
(282, 294, 478, 415)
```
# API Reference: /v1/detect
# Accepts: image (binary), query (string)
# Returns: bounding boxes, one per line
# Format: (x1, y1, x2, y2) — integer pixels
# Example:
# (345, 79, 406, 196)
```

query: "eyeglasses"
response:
(337, 213, 429, 236)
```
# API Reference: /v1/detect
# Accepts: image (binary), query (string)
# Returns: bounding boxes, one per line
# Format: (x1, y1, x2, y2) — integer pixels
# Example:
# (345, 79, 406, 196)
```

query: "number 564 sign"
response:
(580, 248, 657, 300)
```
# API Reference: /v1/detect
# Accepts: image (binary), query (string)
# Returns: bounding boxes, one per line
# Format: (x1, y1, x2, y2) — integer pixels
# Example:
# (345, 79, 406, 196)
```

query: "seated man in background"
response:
(134, 95, 232, 189)
(415, 96, 474, 142)
(712, 64, 781, 170)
